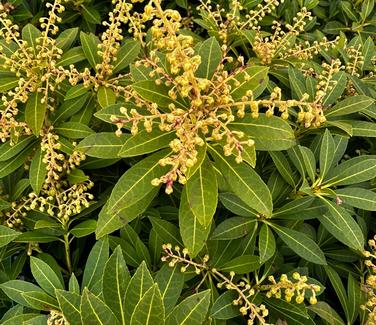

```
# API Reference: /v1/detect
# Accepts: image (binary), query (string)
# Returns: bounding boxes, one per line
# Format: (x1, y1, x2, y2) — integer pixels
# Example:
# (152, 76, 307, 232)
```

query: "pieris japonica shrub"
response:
(0, 0, 375, 324)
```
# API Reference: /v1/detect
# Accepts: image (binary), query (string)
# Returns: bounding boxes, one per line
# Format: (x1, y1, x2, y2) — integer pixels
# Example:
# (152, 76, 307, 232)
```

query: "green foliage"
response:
(0, 0, 375, 324)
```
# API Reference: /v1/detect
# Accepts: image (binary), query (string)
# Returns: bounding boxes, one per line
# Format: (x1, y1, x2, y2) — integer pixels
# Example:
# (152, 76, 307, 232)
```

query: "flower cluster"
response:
(362, 235, 376, 324)
(260, 273, 320, 304)
(48, 310, 68, 325)
(162, 244, 320, 324)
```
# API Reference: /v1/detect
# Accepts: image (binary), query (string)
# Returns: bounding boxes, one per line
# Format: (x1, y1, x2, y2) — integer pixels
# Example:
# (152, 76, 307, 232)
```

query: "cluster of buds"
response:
(48, 310, 68, 325)
(260, 273, 320, 305)
(314, 59, 343, 103)
(362, 235, 376, 324)
(345, 45, 364, 77)
(253, 8, 313, 64)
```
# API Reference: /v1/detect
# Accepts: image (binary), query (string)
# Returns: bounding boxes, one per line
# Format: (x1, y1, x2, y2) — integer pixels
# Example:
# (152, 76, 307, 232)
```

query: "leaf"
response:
(179, 187, 211, 258)
(155, 264, 184, 313)
(124, 262, 154, 324)
(149, 218, 183, 247)
(97, 86, 116, 108)
(119, 129, 175, 157)
(350, 120, 376, 137)
(30, 256, 64, 296)
(230, 114, 296, 151)
(196, 37, 222, 79)
(319, 198, 364, 251)
(69, 273, 80, 294)
(258, 224, 276, 263)
(56, 27, 79, 51)
(101, 246, 130, 324)
(21, 291, 59, 311)
(0, 225, 20, 248)
(67, 168, 89, 185)
(322, 72, 347, 106)
(82, 238, 109, 295)
(229, 66, 269, 100)
(29, 147, 47, 195)
(210, 291, 240, 320)
(80, 32, 100, 70)
(326, 95, 374, 117)
(325, 266, 350, 321)
(265, 298, 313, 324)
(132, 80, 186, 108)
(211, 217, 257, 240)
(25, 92, 47, 136)
(209, 144, 272, 217)
(107, 150, 170, 215)
(0, 280, 43, 307)
(77, 133, 129, 159)
(289, 67, 307, 100)
(53, 93, 90, 123)
(165, 290, 211, 325)
(0, 136, 35, 162)
(335, 187, 376, 211)
(361, 0, 374, 20)
(0, 145, 34, 178)
(55, 122, 94, 139)
(271, 224, 327, 265)
(113, 39, 141, 74)
(348, 274, 361, 323)
(308, 302, 345, 325)
(56, 290, 82, 325)
(14, 231, 59, 243)
(320, 129, 335, 179)
(21, 24, 41, 52)
(325, 155, 376, 186)
(130, 284, 164, 325)
(80, 288, 120, 325)
(186, 159, 218, 227)
(218, 193, 258, 218)
(56, 46, 86, 66)
(269, 151, 296, 186)
(299, 146, 316, 182)
(219, 255, 261, 274)
(70, 220, 97, 238)
(82, 5, 101, 24)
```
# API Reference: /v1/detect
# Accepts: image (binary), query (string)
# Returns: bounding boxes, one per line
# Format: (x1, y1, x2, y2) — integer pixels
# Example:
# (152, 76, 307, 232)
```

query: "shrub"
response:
(0, 0, 375, 324)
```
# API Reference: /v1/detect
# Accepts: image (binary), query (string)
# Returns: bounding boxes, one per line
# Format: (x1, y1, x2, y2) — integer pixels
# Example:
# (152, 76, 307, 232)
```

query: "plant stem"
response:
(63, 233, 72, 274)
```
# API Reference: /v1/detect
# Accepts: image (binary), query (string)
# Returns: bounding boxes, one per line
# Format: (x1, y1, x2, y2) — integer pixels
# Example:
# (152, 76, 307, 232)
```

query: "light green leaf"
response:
(149, 217, 183, 247)
(80, 288, 120, 325)
(179, 187, 211, 258)
(56, 27, 79, 51)
(165, 290, 211, 325)
(82, 238, 109, 295)
(211, 217, 257, 240)
(219, 255, 261, 274)
(229, 66, 269, 100)
(0, 145, 34, 178)
(67, 168, 89, 185)
(113, 39, 141, 74)
(25, 92, 47, 136)
(209, 144, 272, 217)
(322, 72, 347, 106)
(70, 220, 97, 238)
(0, 225, 21, 248)
(351, 120, 376, 137)
(269, 151, 296, 187)
(0, 280, 43, 307)
(82, 5, 101, 24)
(107, 150, 170, 215)
(56, 290, 82, 325)
(97, 86, 116, 108)
(325, 155, 376, 186)
(0, 136, 35, 162)
(196, 37, 222, 79)
(186, 159, 218, 227)
(124, 262, 154, 324)
(320, 129, 335, 179)
(132, 80, 186, 108)
(218, 193, 258, 218)
(130, 284, 164, 325)
(56, 46, 86, 66)
(210, 291, 240, 320)
(319, 198, 364, 251)
(230, 114, 296, 151)
(119, 129, 175, 157)
(155, 264, 184, 313)
(30, 256, 64, 296)
(29, 148, 47, 195)
(102, 246, 130, 324)
(21, 291, 59, 311)
(326, 95, 374, 117)
(308, 302, 345, 325)
(335, 187, 376, 211)
(80, 32, 100, 70)
(259, 224, 276, 263)
(55, 122, 95, 139)
(271, 224, 327, 265)
(361, 0, 374, 20)
(77, 133, 130, 159)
